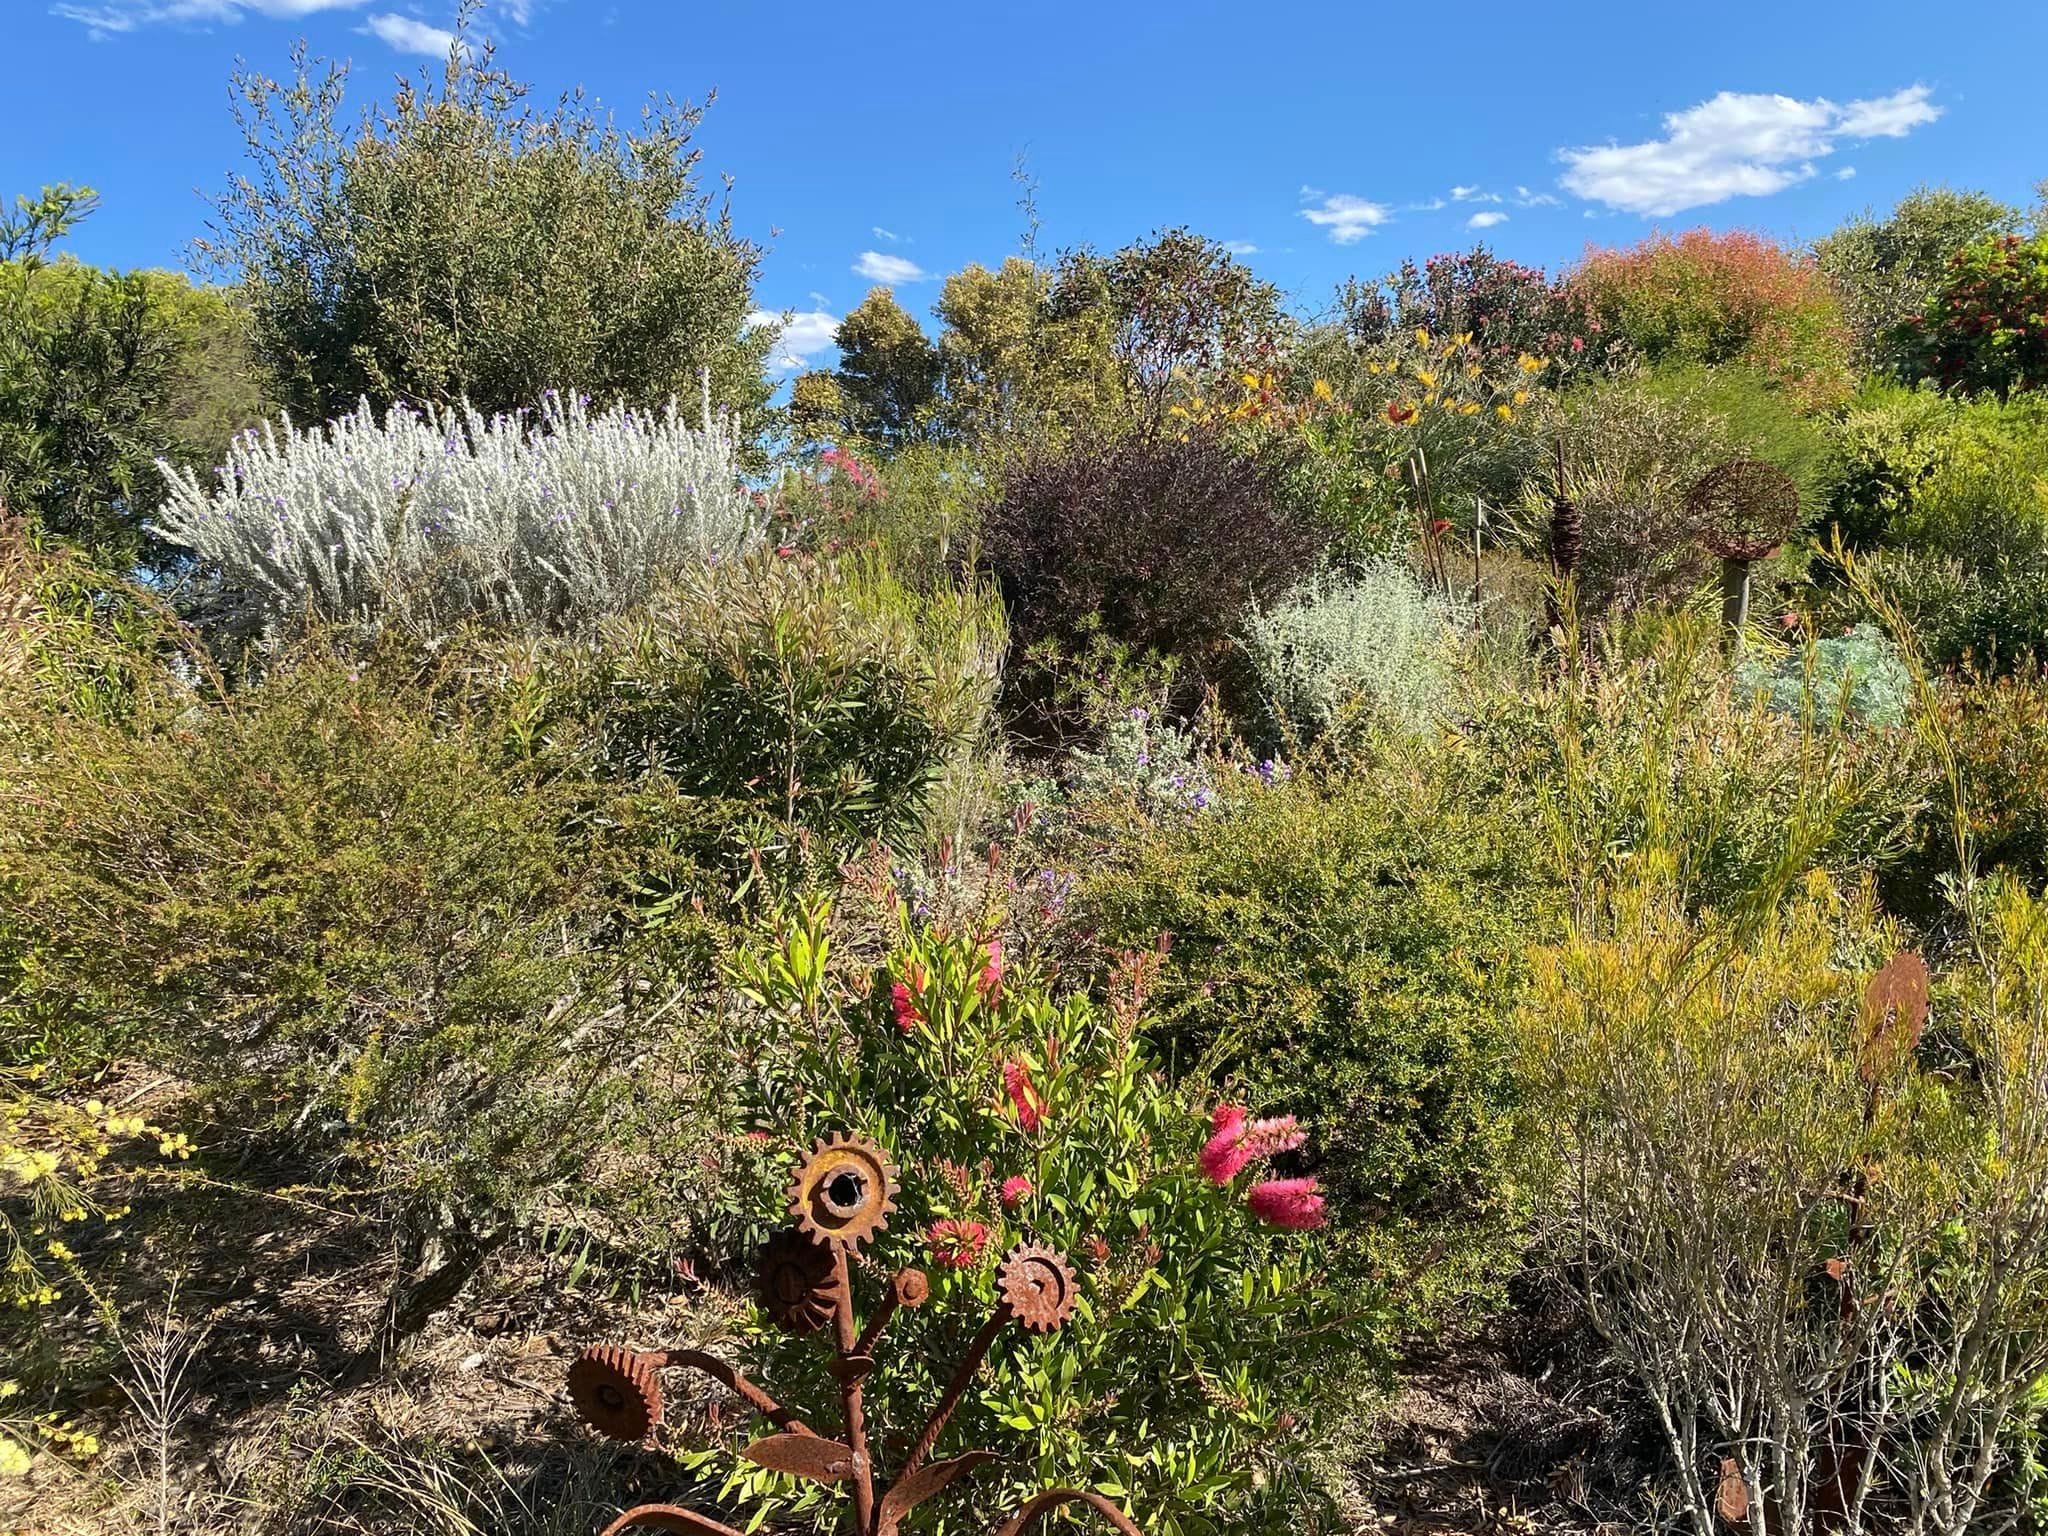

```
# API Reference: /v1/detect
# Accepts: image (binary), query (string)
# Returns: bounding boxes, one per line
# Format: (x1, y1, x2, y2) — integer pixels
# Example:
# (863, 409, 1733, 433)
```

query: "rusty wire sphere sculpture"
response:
(566, 1133, 1143, 1536)
(1687, 458, 1801, 633)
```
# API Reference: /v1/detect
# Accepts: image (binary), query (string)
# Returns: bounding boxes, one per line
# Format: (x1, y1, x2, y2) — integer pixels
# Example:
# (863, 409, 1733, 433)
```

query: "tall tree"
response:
(199, 28, 773, 439)
(832, 287, 942, 450)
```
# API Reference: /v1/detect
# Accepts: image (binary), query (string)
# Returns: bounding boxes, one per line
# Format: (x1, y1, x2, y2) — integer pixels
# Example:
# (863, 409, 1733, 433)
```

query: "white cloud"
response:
(1408, 196, 1447, 212)
(853, 251, 927, 284)
(808, 290, 831, 307)
(1467, 211, 1509, 230)
(1513, 185, 1562, 207)
(1450, 185, 1503, 204)
(1559, 85, 1940, 216)
(748, 308, 840, 373)
(871, 226, 902, 243)
(53, 0, 367, 36)
(1837, 87, 1941, 138)
(1222, 240, 1259, 255)
(1300, 193, 1391, 244)
(1836, 166, 1858, 180)
(363, 12, 454, 54)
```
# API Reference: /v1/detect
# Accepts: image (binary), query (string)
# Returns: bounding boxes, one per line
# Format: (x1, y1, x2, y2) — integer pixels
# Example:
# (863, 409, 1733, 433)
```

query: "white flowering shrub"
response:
(1241, 562, 1471, 742)
(154, 392, 760, 638)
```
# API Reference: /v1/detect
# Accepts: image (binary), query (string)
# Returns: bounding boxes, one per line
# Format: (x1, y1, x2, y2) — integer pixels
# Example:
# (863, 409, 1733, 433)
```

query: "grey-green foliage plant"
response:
(1241, 561, 1470, 744)
(199, 26, 774, 442)
(154, 391, 758, 641)
(1736, 623, 1911, 730)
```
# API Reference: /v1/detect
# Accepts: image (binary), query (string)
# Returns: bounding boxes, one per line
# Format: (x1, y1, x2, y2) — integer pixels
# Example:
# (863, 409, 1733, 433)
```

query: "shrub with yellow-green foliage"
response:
(1521, 872, 2048, 1536)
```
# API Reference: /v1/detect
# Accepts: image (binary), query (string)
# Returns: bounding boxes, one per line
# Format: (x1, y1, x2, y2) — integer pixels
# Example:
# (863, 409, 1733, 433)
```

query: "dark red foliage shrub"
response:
(980, 429, 1327, 672)
(1389, 247, 1595, 365)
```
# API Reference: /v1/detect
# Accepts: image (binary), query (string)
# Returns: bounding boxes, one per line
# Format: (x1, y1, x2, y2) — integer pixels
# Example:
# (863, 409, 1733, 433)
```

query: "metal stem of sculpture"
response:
(566, 1133, 1132, 1536)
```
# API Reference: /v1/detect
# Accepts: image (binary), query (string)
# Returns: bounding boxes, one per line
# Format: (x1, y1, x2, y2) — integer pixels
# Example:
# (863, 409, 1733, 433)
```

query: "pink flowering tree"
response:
(716, 897, 1359, 1535)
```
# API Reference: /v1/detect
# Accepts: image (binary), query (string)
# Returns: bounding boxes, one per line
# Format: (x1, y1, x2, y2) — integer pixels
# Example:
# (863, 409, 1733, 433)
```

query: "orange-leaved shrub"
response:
(1571, 229, 1855, 409)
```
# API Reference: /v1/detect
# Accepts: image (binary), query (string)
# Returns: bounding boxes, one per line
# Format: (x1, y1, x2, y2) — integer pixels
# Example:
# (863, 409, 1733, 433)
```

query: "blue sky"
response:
(7, 0, 2046, 375)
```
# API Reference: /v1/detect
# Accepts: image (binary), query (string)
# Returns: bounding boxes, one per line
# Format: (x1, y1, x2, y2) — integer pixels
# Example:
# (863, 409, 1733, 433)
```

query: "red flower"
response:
(1200, 1103, 1253, 1184)
(977, 936, 1005, 1005)
(999, 1174, 1033, 1209)
(1201, 1104, 1307, 1184)
(926, 1218, 990, 1269)
(1003, 1060, 1046, 1133)
(1430, 518, 1452, 536)
(1385, 400, 1418, 426)
(890, 981, 921, 1035)
(1569, 335, 1585, 353)
(1247, 1177, 1327, 1230)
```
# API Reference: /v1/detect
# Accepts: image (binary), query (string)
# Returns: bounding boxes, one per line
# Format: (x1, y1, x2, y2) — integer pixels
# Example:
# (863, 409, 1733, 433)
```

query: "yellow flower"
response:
(1240, 372, 1261, 391)
(1415, 328, 1431, 347)
(45, 1241, 73, 1262)
(1415, 368, 1438, 391)
(1495, 404, 1515, 422)
(1366, 360, 1384, 375)
(1517, 353, 1544, 374)
(1463, 362, 1481, 377)
(1459, 401, 1480, 416)
(1512, 389, 1530, 406)
(1453, 331, 1473, 349)
(1312, 378, 1334, 402)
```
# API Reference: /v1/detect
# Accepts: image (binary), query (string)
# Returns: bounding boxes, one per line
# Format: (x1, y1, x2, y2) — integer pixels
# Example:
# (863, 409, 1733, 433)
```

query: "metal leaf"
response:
(741, 1431, 856, 1484)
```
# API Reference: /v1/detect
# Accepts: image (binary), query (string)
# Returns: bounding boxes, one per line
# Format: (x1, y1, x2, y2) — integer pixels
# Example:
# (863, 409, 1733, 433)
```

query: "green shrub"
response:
(1919, 658, 2048, 890)
(580, 551, 1005, 882)
(1473, 607, 1924, 911)
(716, 904, 1366, 1536)
(1077, 748, 1554, 1304)
(1895, 232, 2048, 397)
(2, 642, 673, 1347)
(1239, 560, 1470, 745)
(1641, 362, 1842, 519)
(1813, 184, 2022, 375)
(202, 40, 773, 437)
(1517, 374, 1735, 616)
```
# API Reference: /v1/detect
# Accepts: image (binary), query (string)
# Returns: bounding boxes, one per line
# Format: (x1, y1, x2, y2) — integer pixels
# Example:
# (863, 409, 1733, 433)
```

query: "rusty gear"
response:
(995, 1243, 1079, 1333)
(788, 1132, 899, 1251)
(569, 1344, 664, 1442)
(891, 1268, 930, 1309)
(759, 1227, 843, 1335)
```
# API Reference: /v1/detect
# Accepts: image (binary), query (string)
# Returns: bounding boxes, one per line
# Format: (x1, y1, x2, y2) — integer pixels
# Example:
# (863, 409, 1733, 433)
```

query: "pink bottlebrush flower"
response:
(890, 981, 921, 1036)
(1000, 1174, 1033, 1209)
(977, 936, 1005, 1005)
(926, 1218, 989, 1270)
(1247, 1177, 1327, 1231)
(1003, 1060, 1045, 1133)
(1241, 1115, 1306, 1160)
(1199, 1104, 1253, 1185)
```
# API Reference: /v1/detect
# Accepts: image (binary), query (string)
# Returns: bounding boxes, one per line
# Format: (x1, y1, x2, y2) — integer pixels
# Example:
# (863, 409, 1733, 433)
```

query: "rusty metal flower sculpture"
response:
(567, 1135, 1142, 1536)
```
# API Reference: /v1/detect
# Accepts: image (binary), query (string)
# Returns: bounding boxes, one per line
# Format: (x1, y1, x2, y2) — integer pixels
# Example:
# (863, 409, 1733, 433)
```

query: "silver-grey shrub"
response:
(154, 392, 760, 639)
(1242, 562, 1471, 741)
